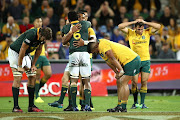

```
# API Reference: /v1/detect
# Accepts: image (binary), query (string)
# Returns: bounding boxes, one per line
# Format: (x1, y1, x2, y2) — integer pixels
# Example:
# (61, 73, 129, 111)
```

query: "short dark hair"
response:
(135, 22, 144, 27)
(40, 27, 52, 40)
(78, 10, 87, 14)
(68, 11, 78, 22)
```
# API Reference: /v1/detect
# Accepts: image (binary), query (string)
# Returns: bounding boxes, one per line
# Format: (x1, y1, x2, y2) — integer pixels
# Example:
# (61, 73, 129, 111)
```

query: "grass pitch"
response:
(0, 96, 180, 120)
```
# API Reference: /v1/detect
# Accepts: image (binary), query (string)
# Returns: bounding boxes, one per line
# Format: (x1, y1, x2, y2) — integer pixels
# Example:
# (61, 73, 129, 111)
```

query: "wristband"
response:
(84, 41, 89, 45)
(120, 69, 124, 74)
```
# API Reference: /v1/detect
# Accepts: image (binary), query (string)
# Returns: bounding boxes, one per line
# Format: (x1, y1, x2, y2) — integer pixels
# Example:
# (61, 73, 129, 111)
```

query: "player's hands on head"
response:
(31, 65, 37, 73)
(136, 19, 145, 23)
(73, 38, 84, 48)
(71, 23, 82, 33)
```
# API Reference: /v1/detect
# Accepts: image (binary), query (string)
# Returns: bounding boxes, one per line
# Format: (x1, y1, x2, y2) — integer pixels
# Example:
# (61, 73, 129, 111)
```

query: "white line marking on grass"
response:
(90, 116, 120, 120)
(0, 116, 64, 120)
(115, 115, 180, 120)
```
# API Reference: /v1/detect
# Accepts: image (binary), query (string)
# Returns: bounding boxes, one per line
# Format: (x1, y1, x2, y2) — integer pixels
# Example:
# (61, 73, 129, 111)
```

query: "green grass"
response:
(0, 96, 180, 112)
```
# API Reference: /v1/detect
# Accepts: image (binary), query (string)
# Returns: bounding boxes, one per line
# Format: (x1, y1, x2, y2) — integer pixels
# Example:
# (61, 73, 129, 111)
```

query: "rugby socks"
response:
(84, 89, 91, 106)
(121, 100, 127, 109)
(12, 87, 19, 107)
(39, 77, 48, 90)
(79, 96, 83, 105)
(90, 97, 93, 108)
(69, 99, 73, 106)
(58, 85, 68, 104)
(70, 85, 77, 107)
(131, 87, 138, 104)
(27, 85, 35, 107)
(35, 80, 40, 99)
(118, 100, 121, 107)
(140, 87, 147, 104)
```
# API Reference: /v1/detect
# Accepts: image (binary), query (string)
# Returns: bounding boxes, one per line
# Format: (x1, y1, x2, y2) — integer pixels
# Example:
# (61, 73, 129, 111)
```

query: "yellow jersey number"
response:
(73, 25, 81, 40)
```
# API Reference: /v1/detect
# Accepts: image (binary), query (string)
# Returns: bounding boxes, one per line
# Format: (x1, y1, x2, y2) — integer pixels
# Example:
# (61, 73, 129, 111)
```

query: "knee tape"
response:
(25, 70, 36, 77)
(13, 71, 22, 77)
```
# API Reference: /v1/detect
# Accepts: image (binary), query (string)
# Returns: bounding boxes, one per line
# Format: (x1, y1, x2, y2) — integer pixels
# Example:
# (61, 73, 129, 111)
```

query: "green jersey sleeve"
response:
(62, 25, 69, 35)
(23, 30, 36, 45)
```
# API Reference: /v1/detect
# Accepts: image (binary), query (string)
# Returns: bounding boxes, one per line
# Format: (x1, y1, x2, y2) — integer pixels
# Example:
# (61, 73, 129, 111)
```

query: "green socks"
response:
(27, 86, 35, 107)
(12, 87, 19, 107)
(84, 89, 91, 106)
(35, 83, 40, 99)
(70, 86, 77, 107)
(58, 86, 68, 104)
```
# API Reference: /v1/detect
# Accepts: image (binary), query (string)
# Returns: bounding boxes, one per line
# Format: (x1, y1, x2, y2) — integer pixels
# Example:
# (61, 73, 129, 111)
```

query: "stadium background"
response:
(0, 0, 180, 119)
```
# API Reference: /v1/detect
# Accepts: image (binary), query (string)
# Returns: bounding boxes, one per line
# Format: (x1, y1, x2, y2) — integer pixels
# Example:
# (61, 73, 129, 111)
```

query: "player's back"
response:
(62, 20, 90, 54)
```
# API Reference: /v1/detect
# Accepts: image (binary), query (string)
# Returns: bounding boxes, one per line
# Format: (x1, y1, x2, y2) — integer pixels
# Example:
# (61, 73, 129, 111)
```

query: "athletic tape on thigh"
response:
(25, 70, 36, 77)
(81, 76, 90, 79)
(70, 74, 79, 79)
(13, 71, 22, 77)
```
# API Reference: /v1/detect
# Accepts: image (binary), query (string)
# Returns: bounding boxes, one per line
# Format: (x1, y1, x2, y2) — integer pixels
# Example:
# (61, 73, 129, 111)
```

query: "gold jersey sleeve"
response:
(99, 39, 138, 66)
(127, 28, 152, 61)
(88, 28, 96, 59)
(30, 45, 46, 56)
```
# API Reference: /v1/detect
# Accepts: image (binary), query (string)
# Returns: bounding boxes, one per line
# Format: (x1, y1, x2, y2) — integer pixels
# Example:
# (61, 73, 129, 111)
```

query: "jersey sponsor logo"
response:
(25, 38, 30, 43)
(133, 41, 147, 44)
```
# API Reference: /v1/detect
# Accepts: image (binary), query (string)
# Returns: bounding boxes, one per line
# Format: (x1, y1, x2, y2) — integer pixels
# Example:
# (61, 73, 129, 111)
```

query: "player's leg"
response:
(69, 52, 80, 111)
(63, 82, 73, 111)
(34, 68, 44, 103)
(8, 48, 23, 112)
(26, 70, 44, 112)
(70, 77, 79, 111)
(80, 52, 92, 111)
(131, 73, 139, 109)
(140, 72, 149, 108)
(39, 56, 52, 95)
(139, 60, 150, 109)
(119, 75, 132, 111)
(107, 56, 141, 112)
(78, 77, 85, 110)
(11, 68, 23, 112)
(89, 58, 94, 109)
(48, 71, 69, 108)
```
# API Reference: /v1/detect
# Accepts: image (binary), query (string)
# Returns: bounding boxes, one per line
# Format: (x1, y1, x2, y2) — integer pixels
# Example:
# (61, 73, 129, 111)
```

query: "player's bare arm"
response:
(31, 44, 43, 72)
(118, 21, 137, 33)
(62, 23, 82, 45)
(143, 20, 161, 33)
(18, 42, 29, 73)
(105, 49, 124, 79)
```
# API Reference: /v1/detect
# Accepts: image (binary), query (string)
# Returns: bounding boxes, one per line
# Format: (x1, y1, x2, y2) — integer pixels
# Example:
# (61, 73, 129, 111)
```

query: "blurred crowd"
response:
(0, 0, 180, 60)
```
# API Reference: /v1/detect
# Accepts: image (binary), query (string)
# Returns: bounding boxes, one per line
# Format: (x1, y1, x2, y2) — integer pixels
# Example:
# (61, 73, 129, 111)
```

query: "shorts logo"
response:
(69, 61, 79, 67)
(80, 63, 88, 67)
(25, 38, 30, 43)
(36, 64, 39, 68)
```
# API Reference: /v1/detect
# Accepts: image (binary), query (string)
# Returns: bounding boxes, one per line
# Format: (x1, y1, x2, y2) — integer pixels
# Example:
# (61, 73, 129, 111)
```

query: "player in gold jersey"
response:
(30, 17, 52, 103)
(119, 19, 161, 109)
(90, 39, 141, 112)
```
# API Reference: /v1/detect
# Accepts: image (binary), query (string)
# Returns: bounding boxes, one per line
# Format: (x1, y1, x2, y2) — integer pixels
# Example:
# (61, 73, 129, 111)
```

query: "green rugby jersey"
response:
(62, 20, 90, 54)
(10, 28, 44, 55)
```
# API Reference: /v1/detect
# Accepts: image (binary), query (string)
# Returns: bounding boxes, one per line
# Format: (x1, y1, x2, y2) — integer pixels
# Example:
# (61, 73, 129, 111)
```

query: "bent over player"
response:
(90, 39, 141, 112)
(9, 27, 52, 112)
